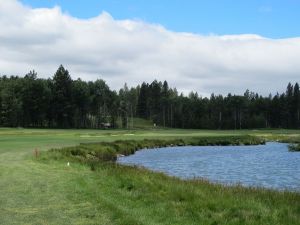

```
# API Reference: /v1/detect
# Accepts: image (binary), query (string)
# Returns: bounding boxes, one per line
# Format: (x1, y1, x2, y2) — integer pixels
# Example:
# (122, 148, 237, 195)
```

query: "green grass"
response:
(0, 128, 300, 224)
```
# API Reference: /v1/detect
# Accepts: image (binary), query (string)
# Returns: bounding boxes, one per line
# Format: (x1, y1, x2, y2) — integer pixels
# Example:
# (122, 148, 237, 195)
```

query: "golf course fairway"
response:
(0, 128, 299, 225)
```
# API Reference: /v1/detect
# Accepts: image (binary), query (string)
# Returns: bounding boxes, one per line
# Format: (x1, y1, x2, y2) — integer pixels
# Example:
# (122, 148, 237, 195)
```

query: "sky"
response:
(1, 0, 300, 96)
(20, 0, 300, 39)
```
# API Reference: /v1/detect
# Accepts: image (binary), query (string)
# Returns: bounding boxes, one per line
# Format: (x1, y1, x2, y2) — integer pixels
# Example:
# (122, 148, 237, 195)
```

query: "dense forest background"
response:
(0, 65, 299, 129)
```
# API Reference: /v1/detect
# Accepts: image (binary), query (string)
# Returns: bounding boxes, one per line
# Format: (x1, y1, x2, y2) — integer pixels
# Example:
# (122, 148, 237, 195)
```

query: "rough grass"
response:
(33, 157, 300, 225)
(0, 128, 300, 225)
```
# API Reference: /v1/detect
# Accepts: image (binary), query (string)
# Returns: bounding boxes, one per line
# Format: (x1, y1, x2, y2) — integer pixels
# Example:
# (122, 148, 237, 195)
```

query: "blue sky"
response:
(20, 0, 300, 38)
(2, 1, 299, 95)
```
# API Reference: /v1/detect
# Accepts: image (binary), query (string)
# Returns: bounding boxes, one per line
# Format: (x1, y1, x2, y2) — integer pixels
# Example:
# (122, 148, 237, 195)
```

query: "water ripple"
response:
(118, 142, 300, 191)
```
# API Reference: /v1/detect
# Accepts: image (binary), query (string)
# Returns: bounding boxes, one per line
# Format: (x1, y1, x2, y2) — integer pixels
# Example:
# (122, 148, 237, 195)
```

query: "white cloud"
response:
(0, 0, 299, 96)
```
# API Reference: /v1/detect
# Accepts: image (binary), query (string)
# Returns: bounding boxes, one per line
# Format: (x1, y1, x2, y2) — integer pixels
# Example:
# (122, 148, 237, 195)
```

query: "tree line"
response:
(0, 65, 299, 129)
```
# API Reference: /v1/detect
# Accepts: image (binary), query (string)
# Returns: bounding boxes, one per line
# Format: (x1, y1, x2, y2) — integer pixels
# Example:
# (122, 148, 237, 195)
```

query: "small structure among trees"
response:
(100, 122, 112, 129)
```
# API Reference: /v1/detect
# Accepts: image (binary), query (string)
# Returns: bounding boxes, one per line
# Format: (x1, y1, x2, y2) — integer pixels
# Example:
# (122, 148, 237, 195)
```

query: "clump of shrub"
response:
(288, 144, 300, 152)
(189, 136, 265, 146)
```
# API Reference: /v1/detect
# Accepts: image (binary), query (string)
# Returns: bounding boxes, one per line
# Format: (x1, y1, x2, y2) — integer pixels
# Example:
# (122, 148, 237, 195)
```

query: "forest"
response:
(0, 65, 299, 129)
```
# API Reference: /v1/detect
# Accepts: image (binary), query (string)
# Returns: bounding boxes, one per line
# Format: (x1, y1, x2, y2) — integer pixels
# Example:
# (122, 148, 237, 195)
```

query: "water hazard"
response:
(118, 142, 300, 191)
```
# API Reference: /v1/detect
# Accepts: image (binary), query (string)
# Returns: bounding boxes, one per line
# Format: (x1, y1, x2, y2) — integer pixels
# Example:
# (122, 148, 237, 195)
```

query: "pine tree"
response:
(137, 82, 148, 119)
(293, 83, 300, 128)
(286, 83, 294, 128)
(52, 65, 74, 128)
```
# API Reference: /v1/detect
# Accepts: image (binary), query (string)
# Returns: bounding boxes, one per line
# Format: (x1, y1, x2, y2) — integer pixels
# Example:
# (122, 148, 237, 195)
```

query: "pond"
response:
(118, 142, 300, 191)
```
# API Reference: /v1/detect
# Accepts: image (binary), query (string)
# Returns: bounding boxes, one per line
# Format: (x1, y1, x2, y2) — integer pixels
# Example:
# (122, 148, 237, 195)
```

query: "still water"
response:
(118, 142, 300, 191)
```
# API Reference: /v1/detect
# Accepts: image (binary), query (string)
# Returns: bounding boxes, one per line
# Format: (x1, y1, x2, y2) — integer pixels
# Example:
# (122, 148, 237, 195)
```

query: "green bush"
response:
(288, 144, 300, 152)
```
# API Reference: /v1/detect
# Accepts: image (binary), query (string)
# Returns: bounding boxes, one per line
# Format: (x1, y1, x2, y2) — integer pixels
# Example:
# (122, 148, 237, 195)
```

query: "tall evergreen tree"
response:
(293, 83, 300, 128)
(72, 79, 90, 128)
(286, 82, 294, 128)
(148, 80, 162, 122)
(52, 65, 74, 128)
(137, 82, 148, 119)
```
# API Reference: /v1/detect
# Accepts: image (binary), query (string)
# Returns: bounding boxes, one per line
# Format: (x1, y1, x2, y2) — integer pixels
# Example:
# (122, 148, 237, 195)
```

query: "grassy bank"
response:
(36, 161, 300, 225)
(1, 128, 300, 224)
(43, 135, 265, 165)
(38, 140, 299, 225)
(31, 136, 300, 225)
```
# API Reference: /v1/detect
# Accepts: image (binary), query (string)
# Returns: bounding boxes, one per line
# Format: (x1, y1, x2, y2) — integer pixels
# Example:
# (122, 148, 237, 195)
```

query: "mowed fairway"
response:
(0, 128, 300, 225)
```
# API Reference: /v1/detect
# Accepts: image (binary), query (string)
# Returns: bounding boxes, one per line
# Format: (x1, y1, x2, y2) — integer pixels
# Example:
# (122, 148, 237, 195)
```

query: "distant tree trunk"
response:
(234, 109, 237, 130)
(239, 110, 242, 129)
(131, 105, 133, 129)
(171, 104, 173, 128)
(163, 107, 166, 127)
(297, 109, 300, 128)
(219, 111, 222, 129)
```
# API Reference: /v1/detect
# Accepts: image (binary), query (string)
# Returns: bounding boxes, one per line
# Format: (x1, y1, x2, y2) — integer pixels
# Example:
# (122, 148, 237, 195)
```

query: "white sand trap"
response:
(80, 133, 135, 138)
(80, 135, 105, 138)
